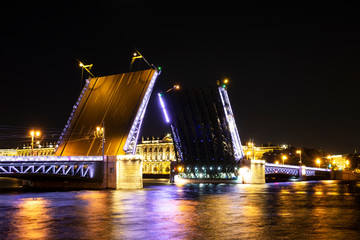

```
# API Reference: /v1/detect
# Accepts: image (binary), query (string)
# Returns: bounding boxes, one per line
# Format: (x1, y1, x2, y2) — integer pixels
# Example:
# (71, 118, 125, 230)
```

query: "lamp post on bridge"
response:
(95, 121, 105, 160)
(296, 150, 302, 166)
(30, 130, 41, 156)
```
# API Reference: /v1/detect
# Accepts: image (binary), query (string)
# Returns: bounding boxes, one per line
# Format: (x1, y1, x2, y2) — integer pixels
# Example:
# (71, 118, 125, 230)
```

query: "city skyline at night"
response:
(1, 2, 359, 153)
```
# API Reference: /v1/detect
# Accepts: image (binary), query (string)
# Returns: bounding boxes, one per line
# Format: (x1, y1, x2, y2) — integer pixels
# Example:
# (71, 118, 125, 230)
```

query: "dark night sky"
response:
(1, 2, 359, 153)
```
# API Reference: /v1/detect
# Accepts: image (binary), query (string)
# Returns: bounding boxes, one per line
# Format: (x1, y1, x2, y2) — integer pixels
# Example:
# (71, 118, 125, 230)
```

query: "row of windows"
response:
(141, 146, 172, 153)
(143, 163, 170, 174)
(17, 150, 54, 156)
(142, 152, 173, 160)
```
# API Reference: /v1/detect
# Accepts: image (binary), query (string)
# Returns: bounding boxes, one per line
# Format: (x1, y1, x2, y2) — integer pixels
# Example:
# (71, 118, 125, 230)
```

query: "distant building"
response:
(242, 142, 285, 160)
(0, 149, 17, 156)
(136, 135, 176, 174)
(327, 155, 350, 170)
(0, 143, 56, 156)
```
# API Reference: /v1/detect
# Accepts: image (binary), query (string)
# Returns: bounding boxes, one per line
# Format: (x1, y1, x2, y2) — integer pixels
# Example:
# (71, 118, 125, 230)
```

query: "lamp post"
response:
(96, 122, 105, 160)
(30, 130, 41, 156)
(166, 84, 180, 93)
(316, 158, 321, 168)
(282, 155, 287, 165)
(296, 150, 302, 165)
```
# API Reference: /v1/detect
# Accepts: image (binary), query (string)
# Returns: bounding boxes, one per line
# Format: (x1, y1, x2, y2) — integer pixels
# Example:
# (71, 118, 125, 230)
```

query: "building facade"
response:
(0, 143, 56, 156)
(136, 135, 176, 174)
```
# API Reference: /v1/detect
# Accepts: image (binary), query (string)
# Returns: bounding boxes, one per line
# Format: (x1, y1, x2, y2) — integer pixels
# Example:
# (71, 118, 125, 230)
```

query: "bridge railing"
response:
(265, 163, 331, 177)
(0, 156, 103, 162)
(0, 156, 104, 179)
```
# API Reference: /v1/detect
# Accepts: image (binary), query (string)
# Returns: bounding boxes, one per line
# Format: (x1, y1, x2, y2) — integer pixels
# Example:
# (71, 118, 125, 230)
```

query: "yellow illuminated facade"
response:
(0, 149, 17, 156)
(0, 143, 56, 156)
(136, 135, 176, 174)
(242, 143, 284, 160)
(327, 155, 350, 170)
(17, 143, 56, 156)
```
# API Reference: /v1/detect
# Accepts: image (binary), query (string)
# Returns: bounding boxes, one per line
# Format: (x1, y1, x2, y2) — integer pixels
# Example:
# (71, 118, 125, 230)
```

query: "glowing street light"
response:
(282, 155, 287, 165)
(296, 150, 302, 165)
(79, 61, 95, 78)
(166, 84, 181, 93)
(30, 130, 41, 156)
(217, 78, 229, 88)
(316, 158, 321, 168)
(95, 122, 105, 160)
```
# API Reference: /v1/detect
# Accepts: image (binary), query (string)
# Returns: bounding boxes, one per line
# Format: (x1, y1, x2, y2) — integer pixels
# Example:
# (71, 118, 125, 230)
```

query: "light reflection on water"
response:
(0, 180, 359, 239)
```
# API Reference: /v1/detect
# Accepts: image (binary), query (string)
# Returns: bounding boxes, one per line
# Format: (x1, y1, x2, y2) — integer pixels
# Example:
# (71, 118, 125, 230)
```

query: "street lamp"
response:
(79, 62, 95, 77)
(316, 158, 321, 168)
(30, 130, 41, 156)
(217, 78, 229, 88)
(166, 84, 181, 93)
(282, 155, 287, 165)
(95, 122, 105, 160)
(296, 150, 302, 165)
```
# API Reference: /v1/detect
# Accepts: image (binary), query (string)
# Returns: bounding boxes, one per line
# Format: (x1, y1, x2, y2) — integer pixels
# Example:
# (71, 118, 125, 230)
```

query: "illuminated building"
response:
(0, 143, 56, 156)
(242, 143, 285, 160)
(135, 135, 176, 174)
(0, 149, 17, 156)
(327, 155, 350, 170)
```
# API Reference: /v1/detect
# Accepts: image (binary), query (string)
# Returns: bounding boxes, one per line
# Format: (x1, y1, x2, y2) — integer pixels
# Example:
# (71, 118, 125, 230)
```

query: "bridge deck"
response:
(55, 69, 158, 156)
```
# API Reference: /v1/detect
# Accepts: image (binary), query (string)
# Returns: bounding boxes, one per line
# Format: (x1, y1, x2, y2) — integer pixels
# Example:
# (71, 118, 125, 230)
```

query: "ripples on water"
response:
(0, 180, 359, 239)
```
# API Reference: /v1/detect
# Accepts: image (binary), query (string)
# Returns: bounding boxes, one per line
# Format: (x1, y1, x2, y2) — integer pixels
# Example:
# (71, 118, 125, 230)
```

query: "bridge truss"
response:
(265, 163, 331, 177)
(0, 156, 103, 180)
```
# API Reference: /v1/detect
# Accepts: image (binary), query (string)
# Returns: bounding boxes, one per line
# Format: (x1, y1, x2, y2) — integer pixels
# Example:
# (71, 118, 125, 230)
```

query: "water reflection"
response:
(10, 198, 51, 239)
(0, 181, 358, 239)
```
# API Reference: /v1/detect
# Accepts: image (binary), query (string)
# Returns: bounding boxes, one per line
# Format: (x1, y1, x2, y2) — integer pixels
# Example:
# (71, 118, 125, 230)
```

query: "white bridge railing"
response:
(265, 163, 331, 176)
(0, 156, 103, 179)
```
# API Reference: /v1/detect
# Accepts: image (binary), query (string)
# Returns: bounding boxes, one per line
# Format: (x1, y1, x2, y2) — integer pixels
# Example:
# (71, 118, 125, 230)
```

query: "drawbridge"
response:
(159, 82, 245, 179)
(0, 54, 159, 188)
(55, 66, 160, 156)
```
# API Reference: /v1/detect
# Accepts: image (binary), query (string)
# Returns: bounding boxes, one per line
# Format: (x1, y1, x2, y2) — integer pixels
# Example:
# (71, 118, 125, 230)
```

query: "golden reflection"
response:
(11, 198, 51, 239)
(76, 191, 111, 239)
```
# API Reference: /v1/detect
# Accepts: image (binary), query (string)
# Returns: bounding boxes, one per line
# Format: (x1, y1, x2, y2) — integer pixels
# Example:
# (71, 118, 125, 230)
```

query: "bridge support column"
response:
(104, 155, 143, 189)
(299, 166, 307, 181)
(250, 160, 265, 184)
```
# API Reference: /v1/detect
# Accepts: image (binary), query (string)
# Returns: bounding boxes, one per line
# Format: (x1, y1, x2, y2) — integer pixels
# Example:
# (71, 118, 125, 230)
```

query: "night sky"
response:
(1, 2, 359, 153)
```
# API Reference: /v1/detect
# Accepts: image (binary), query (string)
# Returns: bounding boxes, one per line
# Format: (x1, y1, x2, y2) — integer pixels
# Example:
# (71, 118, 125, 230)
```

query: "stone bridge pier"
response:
(103, 155, 143, 189)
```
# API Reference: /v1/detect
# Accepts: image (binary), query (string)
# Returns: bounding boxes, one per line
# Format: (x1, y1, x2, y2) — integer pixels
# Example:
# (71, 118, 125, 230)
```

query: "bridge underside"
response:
(162, 86, 244, 167)
(55, 69, 158, 156)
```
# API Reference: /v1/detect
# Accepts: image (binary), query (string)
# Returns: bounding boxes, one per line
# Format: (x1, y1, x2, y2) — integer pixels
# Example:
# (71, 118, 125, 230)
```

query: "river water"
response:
(0, 180, 359, 240)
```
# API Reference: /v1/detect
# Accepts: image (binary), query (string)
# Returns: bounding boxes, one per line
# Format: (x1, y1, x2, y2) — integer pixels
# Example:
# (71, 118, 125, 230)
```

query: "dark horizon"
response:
(1, 2, 359, 154)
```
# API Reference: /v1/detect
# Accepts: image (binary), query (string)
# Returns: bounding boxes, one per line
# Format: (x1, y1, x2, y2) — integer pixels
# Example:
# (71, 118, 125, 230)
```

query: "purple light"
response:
(158, 93, 170, 123)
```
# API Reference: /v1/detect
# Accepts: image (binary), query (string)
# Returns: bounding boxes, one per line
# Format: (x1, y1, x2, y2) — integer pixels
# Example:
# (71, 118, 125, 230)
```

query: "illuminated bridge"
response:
(0, 156, 103, 180)
(265, 163, 331, 180)
(159, 82, 246, 180)
(0, 56, 161, 189)
(55, 68, 159, 156)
